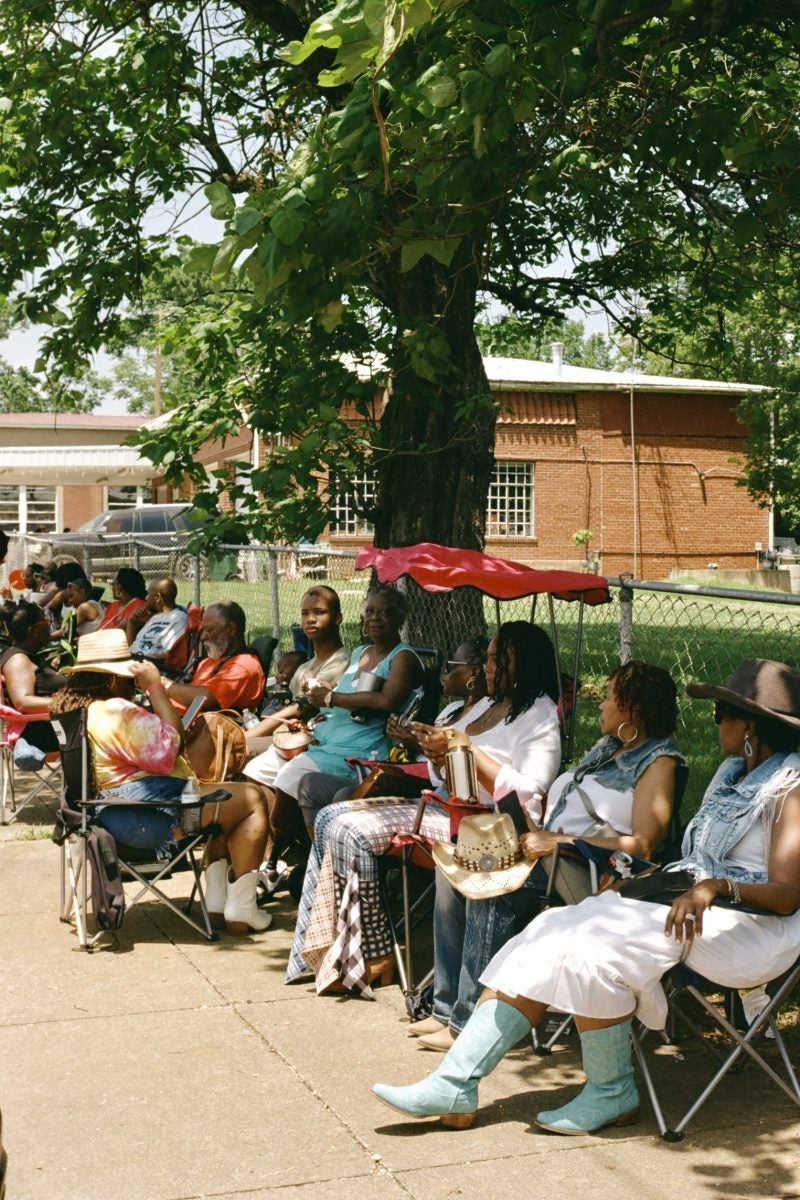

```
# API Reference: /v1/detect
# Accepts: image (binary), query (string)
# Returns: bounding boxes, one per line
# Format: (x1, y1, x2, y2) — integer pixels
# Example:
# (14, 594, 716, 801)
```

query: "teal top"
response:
(305, 642, 419, 777)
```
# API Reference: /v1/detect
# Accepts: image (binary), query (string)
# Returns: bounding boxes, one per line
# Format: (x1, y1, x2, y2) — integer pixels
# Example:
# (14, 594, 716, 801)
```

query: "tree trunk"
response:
(371, 246, 496, 552)
(369, 245, 494, 648)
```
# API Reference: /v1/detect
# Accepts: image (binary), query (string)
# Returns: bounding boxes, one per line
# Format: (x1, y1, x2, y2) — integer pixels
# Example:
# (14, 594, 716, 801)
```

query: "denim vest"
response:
(544, 734, 684, 830)
(669, 751, 800, 883)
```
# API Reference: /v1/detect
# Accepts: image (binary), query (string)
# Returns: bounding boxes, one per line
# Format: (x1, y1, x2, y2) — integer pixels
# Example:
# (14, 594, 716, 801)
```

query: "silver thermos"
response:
(444, 739, 479, 804)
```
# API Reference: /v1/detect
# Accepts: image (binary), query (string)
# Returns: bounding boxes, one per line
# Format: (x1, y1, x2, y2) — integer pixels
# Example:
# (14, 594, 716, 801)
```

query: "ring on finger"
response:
(685, 913, 696, 922)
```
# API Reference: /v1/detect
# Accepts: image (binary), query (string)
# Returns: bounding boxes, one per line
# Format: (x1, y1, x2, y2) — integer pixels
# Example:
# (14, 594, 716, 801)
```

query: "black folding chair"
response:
(632, 955, 800, 1140)
(51, 708, 225, 950)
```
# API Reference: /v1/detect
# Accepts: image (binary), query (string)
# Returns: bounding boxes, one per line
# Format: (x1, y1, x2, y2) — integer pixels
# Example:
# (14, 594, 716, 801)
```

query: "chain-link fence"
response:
(8, 534, 800, 815)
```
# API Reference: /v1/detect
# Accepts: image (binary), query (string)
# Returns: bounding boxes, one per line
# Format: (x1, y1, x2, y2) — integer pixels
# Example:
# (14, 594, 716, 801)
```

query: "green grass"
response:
(173, 573, 800, 824)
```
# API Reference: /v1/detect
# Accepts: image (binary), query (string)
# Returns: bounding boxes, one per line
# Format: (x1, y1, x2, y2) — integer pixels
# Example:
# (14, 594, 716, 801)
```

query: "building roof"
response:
(483, 356, 765, 396)
(0, 445, 153, 485)
(0, 412, 143, 430)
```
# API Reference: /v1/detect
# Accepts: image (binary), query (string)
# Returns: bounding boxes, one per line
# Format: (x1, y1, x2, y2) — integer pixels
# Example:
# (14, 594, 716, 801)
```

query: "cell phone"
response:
(496, 791, 528, 837)
(181, 695, 205, 729)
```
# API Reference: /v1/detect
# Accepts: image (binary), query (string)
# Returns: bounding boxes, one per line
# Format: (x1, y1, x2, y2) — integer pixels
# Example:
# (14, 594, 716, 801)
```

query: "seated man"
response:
(130, 577, 188, 666)
(163, 600, 264, 713)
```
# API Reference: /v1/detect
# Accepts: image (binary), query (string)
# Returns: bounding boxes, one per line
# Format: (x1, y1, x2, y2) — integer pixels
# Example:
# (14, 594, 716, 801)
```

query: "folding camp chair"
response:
(532, 763, 690, 1054)
(0, 676, 61, 824)
(631, 955, 800, 1140)
(51, 707, 225, 950)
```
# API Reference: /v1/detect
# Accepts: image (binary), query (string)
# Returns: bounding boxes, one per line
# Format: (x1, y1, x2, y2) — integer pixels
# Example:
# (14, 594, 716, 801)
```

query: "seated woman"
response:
(0, 600, 67, 770)
(373, 657, 800, 1134)
(52, 629, 272, 936)
(412, 661, 683, 1050)
(98, 568, 149, 644)
(262, 585, 423, 857)
(287, 622, 563, 995)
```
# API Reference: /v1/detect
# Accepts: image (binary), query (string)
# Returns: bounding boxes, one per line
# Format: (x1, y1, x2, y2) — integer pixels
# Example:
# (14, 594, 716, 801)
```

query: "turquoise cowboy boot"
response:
(536, 1019, 640, 1135)
(373, 999, 531, 1128)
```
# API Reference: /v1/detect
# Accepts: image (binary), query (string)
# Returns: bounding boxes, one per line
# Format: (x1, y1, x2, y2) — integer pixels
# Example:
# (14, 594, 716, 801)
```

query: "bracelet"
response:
(146, 683, 165, 697)
(724, 876, 742, 904)
(326, 690, 335, 708)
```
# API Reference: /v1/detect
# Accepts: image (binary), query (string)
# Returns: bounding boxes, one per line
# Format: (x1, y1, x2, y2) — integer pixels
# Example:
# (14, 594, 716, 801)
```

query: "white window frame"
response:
(486, 461, 534, 538)
(329, 469, 376, 537)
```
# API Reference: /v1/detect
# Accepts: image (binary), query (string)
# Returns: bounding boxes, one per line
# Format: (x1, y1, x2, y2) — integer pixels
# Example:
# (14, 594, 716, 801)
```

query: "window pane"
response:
(0, 486, 19, 531)
(26, 486, 57, 533)
(329, 470, 376, 536)
(486, 462, 533, 537)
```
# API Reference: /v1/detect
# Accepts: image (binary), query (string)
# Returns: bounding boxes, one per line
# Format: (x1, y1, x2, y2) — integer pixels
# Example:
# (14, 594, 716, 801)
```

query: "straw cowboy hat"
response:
(432, 811, 535, 900)
(687, 658, 800, 731)
(62, 629, 136, 677)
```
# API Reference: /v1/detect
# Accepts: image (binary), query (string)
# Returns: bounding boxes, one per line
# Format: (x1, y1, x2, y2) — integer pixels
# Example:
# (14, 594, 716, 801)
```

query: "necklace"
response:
(469, 699, 509, 734)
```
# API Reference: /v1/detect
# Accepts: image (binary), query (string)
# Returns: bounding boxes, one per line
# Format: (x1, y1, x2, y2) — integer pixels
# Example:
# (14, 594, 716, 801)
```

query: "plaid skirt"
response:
(286, 797, 450, 996)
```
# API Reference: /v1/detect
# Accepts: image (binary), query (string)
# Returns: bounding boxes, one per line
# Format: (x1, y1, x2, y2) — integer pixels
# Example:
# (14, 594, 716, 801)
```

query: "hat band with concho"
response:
(453, 848, 523, 873)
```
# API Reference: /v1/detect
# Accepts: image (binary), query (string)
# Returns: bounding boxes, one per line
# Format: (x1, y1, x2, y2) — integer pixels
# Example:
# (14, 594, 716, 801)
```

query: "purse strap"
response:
(573, 782, 605, 828)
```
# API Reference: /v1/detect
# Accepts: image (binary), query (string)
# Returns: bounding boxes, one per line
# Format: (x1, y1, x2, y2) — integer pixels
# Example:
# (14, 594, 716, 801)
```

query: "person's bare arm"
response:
(665, 783, 800, 943)
(307, 649, 422, 715)
(161, 678, 219, 712)
(3, 655, 51, 713)
(130, 660, 184, 748)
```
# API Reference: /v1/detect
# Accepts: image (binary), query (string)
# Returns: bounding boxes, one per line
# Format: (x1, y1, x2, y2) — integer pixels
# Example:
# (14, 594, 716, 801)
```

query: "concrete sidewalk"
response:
(1, 806, 799, 1200)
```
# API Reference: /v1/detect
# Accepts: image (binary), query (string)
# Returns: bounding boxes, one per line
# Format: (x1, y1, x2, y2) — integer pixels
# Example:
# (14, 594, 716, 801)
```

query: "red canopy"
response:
(355, 543, 610, 605)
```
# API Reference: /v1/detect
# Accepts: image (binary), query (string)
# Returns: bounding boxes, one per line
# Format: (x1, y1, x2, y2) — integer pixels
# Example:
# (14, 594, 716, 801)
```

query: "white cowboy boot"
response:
(224, 869, 272, 935)
(203, 859, 229, 929)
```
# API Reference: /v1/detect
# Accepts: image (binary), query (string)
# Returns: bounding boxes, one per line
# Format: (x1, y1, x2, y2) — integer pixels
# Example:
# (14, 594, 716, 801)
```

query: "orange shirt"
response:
(190, 653, 265, 711)
(99, 597, 148, 632)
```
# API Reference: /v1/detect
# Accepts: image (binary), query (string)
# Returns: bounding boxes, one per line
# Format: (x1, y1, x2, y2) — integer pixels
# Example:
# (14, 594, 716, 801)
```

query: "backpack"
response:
(86, 826, 126, 931)
(163, 604, 204, 681)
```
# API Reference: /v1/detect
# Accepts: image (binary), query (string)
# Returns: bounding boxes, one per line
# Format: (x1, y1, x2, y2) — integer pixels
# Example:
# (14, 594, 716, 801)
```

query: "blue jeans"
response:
(94, 775, 186, 859)
(433, 866, 547, 1032)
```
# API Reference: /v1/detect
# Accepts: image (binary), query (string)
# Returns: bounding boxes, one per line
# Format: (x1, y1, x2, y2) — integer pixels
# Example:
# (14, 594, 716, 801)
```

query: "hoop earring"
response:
(744, 733, 754, 758)
(617, 721, 639, 746)
(466, 676, 476, 694)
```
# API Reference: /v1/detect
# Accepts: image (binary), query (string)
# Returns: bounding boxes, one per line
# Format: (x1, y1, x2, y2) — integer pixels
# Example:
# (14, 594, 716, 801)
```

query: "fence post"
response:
(268, 549, 280, 640)
(193, 552, 201, 607)
(619, 577, 634, 664)
(132, 536, 140, 572)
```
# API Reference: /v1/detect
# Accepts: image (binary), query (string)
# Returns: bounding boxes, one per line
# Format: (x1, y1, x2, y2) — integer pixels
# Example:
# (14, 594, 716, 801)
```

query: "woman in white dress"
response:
(373, 658, 800, 1135)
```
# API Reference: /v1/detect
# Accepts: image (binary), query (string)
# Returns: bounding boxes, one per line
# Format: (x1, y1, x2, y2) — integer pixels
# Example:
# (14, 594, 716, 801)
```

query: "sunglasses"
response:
(714, 700, 747, 725)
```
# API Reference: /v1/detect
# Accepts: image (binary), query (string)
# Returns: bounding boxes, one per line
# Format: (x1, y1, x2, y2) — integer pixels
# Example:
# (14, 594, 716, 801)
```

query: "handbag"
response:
(185, 709, 248, 783)
(541, 782, 620, 905)
(349, 763, 427, 801)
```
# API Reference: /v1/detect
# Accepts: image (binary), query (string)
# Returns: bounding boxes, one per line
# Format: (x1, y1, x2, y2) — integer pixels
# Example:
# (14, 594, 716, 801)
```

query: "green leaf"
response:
(205, 181, 235, 222)
(210, 235, 238, 281)
(400, 238, 458, 272)
(233, 207, 262, 236)
(484, 44, 511, 78)
(424, 75, 457, 108)
(318, 299, 344, 331)
(186, 243, 218, 273)
(269, 207, 305, 245)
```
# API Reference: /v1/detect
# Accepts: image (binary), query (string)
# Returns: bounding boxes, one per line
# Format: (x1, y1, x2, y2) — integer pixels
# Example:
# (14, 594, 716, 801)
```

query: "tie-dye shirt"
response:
(87, 698, 192, 789)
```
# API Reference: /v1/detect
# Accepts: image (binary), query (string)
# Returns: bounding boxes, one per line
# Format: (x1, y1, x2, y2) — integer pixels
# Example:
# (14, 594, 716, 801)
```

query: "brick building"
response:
(150, 355, 766, 578)
(0, 412, 152, 535)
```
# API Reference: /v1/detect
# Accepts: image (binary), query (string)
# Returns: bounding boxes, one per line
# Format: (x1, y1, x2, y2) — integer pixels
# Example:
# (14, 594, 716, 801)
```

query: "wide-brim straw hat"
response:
(686, 658, 800, 730)
(62, 629, 136, 677)
(432, 811, 535, 900)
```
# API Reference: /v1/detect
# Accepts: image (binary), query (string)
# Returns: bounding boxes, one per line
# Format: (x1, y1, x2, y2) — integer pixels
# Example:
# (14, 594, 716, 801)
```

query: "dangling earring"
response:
(744, 733, 754, 759)
(617, 721, 639, 745)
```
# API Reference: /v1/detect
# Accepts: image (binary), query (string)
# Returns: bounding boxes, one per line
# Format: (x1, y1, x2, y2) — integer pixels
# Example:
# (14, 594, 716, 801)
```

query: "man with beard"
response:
(163, 600, 264, 713)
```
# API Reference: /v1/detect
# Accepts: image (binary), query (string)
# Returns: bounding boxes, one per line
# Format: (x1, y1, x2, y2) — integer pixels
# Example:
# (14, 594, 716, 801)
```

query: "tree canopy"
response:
(1, 1, 800, 546)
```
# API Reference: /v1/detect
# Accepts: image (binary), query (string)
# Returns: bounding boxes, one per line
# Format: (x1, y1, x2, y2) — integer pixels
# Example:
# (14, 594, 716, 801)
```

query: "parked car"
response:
(26, 504, 235, 582)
